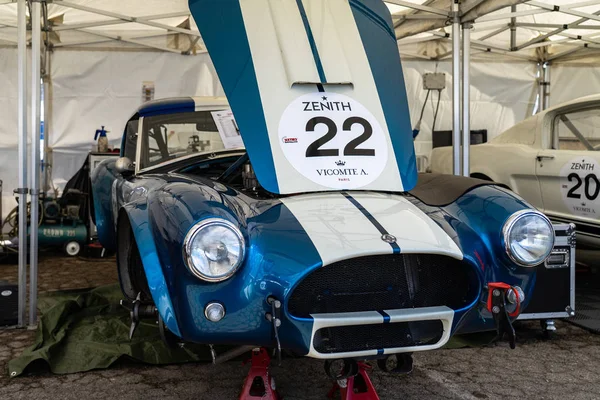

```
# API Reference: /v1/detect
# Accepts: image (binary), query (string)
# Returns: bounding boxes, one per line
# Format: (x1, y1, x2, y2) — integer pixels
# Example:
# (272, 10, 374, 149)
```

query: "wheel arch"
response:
(116, 203, 182, 337)
(470, 172, 493, 182)
(470, 171, 514, 191)
(116, 208, 150, 301)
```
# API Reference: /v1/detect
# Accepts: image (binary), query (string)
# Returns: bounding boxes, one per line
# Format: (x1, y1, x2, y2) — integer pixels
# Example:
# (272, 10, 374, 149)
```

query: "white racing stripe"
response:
(283, 192, 463, 266)
(348, 192, 464, 259)
(284, 192, 463, 360)
(281, 193, 392, 266)
(300, 0, 352, 84)
(238, 0, 404, 193)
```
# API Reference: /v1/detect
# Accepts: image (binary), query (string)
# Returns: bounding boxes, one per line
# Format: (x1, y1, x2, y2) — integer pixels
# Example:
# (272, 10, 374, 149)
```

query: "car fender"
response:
(120, 197, 182, 337)
(91, 158, 119, 251)
(117, 179, 247, 339)
(429, 146, 453, 175)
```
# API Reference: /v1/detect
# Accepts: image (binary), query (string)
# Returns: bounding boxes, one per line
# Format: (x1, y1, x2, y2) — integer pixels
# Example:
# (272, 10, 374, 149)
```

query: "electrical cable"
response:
(412, 90, 431, 139)
(417, 90, 431, 126)
(431, 89, 442, 134)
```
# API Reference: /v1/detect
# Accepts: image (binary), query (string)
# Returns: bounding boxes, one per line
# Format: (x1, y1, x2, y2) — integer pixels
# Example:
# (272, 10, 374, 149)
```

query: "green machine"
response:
(3, 189, 89, 257)
(37, 194, 88, 255)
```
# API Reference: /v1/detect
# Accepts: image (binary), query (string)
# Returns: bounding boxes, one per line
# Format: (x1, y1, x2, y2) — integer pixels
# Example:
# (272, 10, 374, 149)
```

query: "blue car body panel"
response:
(93, 153, 539, 353)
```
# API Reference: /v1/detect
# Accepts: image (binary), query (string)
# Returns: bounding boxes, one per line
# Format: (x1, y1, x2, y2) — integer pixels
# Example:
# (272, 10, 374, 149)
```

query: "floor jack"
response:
(238, 350, 383, 400)
(239, 297, 392, 399)
(487, 282, 521, 349)
(239, 348, 281, 400)
(327, 362, 380, 400)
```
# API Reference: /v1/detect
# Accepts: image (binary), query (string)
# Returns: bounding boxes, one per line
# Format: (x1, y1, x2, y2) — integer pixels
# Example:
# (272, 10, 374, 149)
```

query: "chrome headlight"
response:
(503, 210, 554, 267)
(183, 218, 245, 282)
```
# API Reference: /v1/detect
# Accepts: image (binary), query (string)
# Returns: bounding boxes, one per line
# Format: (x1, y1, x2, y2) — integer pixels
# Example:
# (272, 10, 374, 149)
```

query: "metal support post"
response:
(538, 62, 551, 113)
(452, 1, 461, 176)
(537, 63, 545, 113)
(543, 62, 551, 110)
(17, 0, 28, 328)
(462, 24, 471, 177)
(29, 0, 42, 327)
(510, 5, 517, 50)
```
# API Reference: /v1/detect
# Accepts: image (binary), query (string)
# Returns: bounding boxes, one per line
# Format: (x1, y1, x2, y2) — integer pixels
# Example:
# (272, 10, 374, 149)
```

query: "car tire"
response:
(117, 214, 152, 301)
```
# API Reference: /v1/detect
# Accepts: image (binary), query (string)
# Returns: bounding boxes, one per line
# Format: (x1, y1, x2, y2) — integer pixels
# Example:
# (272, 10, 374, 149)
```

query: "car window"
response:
(555, 108, 600, 151)
(139, 111, 231, 169)
(122, 119, 139, 160)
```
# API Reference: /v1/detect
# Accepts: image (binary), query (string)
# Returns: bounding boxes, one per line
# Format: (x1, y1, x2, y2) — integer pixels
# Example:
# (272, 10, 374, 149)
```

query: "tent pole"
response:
(543, 62, 551, 110)
(452, 1, 461, 176)
(510, 5, 517, 50)
(462, 23, 471, 178)
(538, 62, 548, 112)
(29, 0, 42, 327)
(537, 63, 544, 113)
(43, 60, 52, 197)
(17, 0, 28, 328)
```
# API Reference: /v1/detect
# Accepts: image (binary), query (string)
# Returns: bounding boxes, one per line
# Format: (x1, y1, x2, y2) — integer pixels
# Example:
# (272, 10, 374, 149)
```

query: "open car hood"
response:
(189, 0, 417, 194)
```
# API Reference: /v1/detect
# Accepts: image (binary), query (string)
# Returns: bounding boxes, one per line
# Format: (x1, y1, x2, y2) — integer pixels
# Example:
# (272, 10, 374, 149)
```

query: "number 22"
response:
(305, 116, 375, 158)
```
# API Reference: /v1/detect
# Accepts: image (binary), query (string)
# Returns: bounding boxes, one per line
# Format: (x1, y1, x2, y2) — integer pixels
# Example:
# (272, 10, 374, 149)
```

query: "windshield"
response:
(139, 111, 238, 169)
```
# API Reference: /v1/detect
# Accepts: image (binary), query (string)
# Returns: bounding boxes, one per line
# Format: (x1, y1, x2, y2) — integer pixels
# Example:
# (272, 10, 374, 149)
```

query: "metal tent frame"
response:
(391, 0, 600, 177)
(8, 0, 600, 327)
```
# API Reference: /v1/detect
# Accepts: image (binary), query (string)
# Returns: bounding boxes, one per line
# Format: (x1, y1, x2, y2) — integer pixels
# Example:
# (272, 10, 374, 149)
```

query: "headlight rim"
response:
(502, 209, 555, 267)
(183, 218, 246, 282)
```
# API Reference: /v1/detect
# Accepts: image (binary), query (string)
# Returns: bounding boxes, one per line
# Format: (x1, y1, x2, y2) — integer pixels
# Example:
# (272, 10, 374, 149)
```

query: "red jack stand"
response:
(239, 348, 281, 400)
(327, 362, 380, 400)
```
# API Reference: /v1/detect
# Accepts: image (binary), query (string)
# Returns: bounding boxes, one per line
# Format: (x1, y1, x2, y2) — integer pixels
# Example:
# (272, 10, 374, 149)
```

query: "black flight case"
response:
(517, 223, 576, 328)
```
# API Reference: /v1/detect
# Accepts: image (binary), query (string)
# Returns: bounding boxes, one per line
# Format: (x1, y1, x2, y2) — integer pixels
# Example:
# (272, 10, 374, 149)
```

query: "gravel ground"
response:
(1, 255, 600, 400)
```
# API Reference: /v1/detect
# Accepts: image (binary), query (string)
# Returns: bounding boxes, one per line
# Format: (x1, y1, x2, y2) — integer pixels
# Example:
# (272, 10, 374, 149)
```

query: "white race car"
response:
(430, 94, 600, 248)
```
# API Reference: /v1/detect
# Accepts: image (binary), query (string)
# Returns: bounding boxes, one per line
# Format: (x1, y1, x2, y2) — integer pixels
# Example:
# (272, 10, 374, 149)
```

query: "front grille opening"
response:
(313, 320, 443, 354)
(288, 254, 478, 318)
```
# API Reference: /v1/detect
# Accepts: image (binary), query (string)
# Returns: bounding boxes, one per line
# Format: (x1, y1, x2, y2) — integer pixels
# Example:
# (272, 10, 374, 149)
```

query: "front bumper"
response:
(306, 306, 454, 359)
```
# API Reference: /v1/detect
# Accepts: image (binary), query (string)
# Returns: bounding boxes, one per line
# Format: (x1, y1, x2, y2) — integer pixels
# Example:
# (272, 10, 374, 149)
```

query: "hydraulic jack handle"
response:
(486, 282, 522, 350)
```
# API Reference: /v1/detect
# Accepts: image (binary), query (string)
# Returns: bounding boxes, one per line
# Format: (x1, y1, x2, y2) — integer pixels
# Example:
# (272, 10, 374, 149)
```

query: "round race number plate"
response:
(278, 92, 388, 189)
(560, 156, 600, 218)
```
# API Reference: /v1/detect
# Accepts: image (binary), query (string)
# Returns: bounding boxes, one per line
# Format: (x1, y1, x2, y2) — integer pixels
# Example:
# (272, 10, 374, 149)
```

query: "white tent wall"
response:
(402, 59, 538, 158)
(551, 64, 600, 106)
(47, 55, 539, 191)
(48, 49, 224, 194)
(0, 48, 28, 231)
(0, 48, 224, 225)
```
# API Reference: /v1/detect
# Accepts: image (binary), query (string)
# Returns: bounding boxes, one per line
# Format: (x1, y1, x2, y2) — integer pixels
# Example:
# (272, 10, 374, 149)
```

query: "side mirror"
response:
(115, 157, 135, 177)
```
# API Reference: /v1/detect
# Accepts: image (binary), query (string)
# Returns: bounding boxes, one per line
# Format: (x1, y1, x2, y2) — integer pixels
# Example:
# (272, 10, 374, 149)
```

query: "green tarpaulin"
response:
(8, 284, 496, 377)
(8, 284, 215, 377)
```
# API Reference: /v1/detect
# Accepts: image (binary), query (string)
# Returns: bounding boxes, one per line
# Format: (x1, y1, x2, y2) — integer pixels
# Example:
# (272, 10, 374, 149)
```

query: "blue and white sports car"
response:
(92, 0, 556, 363)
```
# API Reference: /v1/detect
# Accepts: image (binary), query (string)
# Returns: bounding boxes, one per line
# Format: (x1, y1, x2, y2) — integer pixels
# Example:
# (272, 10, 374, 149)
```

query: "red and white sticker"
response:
(278, 92, 388, 189)
(560, 156, 600, 218)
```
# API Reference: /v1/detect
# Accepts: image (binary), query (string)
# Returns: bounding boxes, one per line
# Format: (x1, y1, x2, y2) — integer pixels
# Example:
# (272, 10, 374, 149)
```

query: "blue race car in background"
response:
(92, 0, 556, 364)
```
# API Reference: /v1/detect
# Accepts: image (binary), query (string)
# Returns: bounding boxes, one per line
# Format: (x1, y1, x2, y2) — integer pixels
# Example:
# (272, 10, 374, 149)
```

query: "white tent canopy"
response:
(1, 0, 600, 62)
(393, 0, 600, 63)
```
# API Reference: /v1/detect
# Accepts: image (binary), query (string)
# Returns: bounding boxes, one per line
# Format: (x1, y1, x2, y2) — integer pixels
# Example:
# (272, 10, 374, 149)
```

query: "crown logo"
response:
(335, 160, 346, 166)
